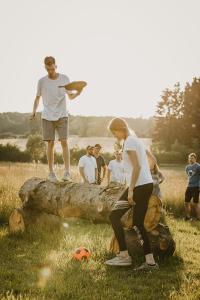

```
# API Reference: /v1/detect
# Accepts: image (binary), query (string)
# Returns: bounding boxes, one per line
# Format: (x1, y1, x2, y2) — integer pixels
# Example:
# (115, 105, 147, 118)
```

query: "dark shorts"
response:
(185, 187, 199, 203)
(42, 117, 69, 141)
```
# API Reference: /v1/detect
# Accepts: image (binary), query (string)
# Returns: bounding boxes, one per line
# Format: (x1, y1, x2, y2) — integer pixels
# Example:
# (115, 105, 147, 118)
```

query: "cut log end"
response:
(9, 209, 25, 233)
(109, 224, 176, 259)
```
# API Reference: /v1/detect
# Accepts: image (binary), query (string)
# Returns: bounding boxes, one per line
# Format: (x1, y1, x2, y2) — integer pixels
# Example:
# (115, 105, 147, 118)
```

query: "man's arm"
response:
(102, 165, 107, 181)
(79, 167, 88, 183)
(107, 169, 111, 185)
(66, 90, 81, 100)
(95, 168, 98, 183)
(30, 96, 40, 120)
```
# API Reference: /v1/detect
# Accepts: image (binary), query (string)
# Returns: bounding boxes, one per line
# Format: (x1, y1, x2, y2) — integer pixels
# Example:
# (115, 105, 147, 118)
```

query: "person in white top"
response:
(107, 151, 125, 185)
(78, 146, 98, 184)
(30, 56, 82, 183)
(105, 118, 159, 272)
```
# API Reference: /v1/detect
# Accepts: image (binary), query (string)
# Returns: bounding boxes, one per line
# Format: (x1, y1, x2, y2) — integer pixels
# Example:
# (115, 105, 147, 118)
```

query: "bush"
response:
(0, 143, 32, 162)
(26, 134, 45, 163)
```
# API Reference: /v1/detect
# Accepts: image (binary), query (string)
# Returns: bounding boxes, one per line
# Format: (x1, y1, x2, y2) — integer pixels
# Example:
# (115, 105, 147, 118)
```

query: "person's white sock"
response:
(145, 253, 156, 265)
(119, 250, 129, 257)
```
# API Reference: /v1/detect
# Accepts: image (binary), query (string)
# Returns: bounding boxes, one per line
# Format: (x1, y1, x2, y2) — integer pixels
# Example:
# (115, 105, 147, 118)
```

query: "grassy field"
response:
(0, 163, 200, 300)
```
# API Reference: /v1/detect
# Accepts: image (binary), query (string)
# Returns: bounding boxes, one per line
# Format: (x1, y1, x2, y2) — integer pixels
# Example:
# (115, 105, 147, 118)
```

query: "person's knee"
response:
(47, 141, 54, 149)
(60, 139, 68, 148)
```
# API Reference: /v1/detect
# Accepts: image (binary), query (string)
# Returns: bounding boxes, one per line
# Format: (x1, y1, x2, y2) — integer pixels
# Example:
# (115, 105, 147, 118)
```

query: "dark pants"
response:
(109, 183, 153, 255)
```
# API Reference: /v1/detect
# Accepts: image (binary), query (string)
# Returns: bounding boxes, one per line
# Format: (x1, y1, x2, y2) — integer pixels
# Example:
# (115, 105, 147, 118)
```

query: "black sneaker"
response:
(133, 262, 159, 272)
(184, 216, 192, 221)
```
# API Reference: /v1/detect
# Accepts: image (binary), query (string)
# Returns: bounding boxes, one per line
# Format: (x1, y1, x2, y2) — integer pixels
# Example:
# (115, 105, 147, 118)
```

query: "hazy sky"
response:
(0, 0, 199, 118)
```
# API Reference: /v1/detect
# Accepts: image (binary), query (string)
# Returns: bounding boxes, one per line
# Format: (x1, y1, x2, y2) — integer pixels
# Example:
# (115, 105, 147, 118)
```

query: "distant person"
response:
(30, 56, 81, 183)
(185, 153, 200, 221)
(150, 162, 165, 200)
(78, 146, 98, 184)
(107, 151, 125, 185)
(93, 144, 107, 185)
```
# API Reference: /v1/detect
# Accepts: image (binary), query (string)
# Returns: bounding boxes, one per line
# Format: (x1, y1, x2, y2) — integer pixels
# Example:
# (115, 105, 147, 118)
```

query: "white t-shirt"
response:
(122, 135, 153, 187)
(108, 159, 125, 184)
(78, 155, 97, 183)
(36, 73, 70, 121)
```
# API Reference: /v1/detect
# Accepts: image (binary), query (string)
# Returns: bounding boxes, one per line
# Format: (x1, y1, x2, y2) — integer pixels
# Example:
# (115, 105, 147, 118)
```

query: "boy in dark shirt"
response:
(185, 153, 200, 220)
(93, 144, 107, 185)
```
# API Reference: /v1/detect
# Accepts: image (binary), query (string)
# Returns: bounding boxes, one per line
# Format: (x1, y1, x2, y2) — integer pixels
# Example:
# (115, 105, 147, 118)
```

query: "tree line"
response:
(153, 77, 200, 163)
(0, 113, 154, 138)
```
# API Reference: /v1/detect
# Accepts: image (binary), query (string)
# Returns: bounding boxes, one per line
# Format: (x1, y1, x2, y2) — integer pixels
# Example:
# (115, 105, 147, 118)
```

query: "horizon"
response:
(0, 111, 154, 120)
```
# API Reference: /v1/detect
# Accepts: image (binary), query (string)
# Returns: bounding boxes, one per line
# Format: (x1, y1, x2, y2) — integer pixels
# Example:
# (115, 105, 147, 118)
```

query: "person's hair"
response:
(86, 145, 93, 150)
(44, 56, 56, 65)
(108, 118, 136, 136)
(189, 153, 197, 159)
(94, 144, 101, 149)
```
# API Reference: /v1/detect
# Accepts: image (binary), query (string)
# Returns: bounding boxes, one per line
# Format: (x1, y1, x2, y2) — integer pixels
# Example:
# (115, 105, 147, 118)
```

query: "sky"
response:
(0, 0, 199, 118)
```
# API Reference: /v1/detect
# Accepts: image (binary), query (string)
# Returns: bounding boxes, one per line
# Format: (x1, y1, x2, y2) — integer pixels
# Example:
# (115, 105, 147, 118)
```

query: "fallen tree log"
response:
(9, 177, 175, 258)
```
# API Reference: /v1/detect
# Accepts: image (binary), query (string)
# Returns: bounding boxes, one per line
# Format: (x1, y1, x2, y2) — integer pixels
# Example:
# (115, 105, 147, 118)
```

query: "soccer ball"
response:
(73, 247, 91, 261)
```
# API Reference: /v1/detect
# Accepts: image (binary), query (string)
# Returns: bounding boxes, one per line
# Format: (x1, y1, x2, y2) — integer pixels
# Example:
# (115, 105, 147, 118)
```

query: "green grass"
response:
(0, 217, 200, 300)
(0, 163, 200, 299)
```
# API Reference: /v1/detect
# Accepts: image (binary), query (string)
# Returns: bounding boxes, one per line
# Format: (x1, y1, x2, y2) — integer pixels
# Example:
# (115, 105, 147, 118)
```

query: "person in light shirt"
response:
(107, 151, 125, 185)
(78, 146, 98, 184)
(105, 117, 158, 272)
(30, 56, 81, 183)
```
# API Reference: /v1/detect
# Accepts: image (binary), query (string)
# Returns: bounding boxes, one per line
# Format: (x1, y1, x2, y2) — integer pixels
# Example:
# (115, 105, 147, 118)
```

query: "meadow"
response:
(0, 163, 200, 300)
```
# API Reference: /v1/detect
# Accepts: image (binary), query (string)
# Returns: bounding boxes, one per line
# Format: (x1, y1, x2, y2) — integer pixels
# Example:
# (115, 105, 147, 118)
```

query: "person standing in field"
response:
(185, 153, 200, 221)
(150, 162, 165, 200)
(105, 118, 158, 271)
(30, 56, 81, 183)
(78, 146, 98, 184)
(107, 151, 125, 185)
(93, 144, 107, 185)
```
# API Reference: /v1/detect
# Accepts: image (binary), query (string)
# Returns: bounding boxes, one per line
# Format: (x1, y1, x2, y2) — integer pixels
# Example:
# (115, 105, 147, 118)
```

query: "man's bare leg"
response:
(46, 141, 58, 182)
(47, 141, 55, 172)
(60, 139, 70, 180)
(185, 202, 191, 219)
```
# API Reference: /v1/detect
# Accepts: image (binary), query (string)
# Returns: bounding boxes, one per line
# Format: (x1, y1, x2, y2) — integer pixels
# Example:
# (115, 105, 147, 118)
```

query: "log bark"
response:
(9, 177, 175, 258)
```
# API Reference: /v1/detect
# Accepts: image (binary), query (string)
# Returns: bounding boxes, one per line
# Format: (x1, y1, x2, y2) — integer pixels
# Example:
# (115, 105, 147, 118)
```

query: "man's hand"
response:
(66, 90, 81, 100)
(128, 188, 135, 206)
(30, 112, 36, 120)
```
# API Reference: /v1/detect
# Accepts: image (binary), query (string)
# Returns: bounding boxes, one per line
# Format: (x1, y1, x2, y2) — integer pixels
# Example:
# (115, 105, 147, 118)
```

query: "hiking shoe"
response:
(105, 254, 132, 266)
(48, 172, 59, 183)
(62, 171, 71, 181)
(133, 262, 159, 272)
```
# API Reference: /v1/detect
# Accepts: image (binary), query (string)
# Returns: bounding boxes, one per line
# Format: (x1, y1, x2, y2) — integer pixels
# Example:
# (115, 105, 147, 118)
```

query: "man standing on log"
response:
(30, 56, 80, 183)
(93, 144, 107, 185)
(78, 146, 98, 184)
(185, 153, 200, 220)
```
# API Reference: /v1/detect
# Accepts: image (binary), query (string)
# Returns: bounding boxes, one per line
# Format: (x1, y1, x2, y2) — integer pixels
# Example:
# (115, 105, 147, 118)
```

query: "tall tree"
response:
(153, 83, 184, 150)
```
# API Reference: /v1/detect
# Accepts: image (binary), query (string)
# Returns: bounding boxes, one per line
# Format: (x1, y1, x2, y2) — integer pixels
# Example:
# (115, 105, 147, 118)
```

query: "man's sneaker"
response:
(62, 171, 71, 181)
(105, 254, 132, 266)
(48, 172, 59, 183)
(133, 262, 159, 272)
(184, 216, 192, 221)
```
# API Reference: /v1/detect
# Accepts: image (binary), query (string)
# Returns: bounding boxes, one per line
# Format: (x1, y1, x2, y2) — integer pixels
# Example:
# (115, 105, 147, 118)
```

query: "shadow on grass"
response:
(0, 220, 185, 300)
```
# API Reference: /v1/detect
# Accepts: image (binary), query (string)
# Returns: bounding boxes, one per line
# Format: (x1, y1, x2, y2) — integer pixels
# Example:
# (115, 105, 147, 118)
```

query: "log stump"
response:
(9, 178, 176, 258)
